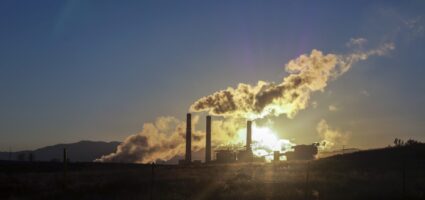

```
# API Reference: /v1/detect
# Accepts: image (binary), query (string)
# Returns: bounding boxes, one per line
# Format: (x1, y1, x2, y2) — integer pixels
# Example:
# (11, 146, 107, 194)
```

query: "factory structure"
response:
(180, 113, 317, 165)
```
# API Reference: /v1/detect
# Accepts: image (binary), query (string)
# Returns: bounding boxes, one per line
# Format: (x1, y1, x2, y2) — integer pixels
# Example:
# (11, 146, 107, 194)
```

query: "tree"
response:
(405, 139, 421, 146)
(394, 138, 404, 147)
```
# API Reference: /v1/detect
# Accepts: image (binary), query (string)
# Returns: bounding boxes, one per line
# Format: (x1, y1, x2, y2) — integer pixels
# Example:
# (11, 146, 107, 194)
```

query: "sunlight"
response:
(238, 125, 295, 161)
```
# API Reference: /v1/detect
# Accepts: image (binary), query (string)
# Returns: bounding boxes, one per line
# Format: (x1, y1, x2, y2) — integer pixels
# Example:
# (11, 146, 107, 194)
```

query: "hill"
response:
(0, 140, 120, 162)
(315, 143, 425, 170)
(1, 143, 425, 199)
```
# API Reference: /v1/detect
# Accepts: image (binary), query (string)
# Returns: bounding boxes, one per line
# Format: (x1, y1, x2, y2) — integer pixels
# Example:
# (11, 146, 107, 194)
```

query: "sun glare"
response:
(237, 125, 295, 161)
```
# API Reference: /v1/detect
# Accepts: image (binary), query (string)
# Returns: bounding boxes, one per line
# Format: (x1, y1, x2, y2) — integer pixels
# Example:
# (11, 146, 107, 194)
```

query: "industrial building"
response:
(179, 113, 319, 164)
(180, 113, 264, 165)
(285, 144, 318, 161)
(212, 120, 268, 163)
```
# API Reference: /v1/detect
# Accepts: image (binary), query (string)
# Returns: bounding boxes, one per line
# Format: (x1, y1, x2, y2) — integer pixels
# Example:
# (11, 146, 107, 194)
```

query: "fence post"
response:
(8, 147, 12, 161)
(150, 163, 155, 200)
(63, 148, 67, 178)
(305, 161, 310, 200)
(402, 156, 406, 199)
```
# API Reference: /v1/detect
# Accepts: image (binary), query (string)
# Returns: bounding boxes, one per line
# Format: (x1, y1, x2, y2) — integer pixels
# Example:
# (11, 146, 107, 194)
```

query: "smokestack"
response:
(185, 113, 192, 163)
(273, 151, 280, 162)
(205, 116, 211, 163)
(247, 120, 252, 150)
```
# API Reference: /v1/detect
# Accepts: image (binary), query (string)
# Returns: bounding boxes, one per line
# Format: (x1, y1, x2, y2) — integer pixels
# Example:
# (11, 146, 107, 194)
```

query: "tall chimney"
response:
(205, 116, 212, 163)
(247, 120, 252, 150)
(185, 113, 192, 163)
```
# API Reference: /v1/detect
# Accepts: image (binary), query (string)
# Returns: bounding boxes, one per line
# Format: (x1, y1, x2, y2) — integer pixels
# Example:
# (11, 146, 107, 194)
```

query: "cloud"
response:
(376, 9, 425, 41)
(347, 37, 368, 48)
(361, 90, 370, 97)
(403, 16, 425, 38)
(316, 119, 350, 150)
(328, 105, 338, 112)
(190, 42, 394, 120)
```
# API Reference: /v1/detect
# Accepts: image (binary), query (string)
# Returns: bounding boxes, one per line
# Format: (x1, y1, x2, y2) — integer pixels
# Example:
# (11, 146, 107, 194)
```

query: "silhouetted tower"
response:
(273, 151, 280, 162)
(247, 121, 252, 150)
(185, 113, 192, 163)
(205, 115, 212, 163)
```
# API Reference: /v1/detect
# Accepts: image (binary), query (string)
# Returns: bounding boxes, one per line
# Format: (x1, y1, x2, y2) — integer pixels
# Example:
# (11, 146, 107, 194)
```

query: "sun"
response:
(252, 127, 280, 150)
(237, 125, 295, 161)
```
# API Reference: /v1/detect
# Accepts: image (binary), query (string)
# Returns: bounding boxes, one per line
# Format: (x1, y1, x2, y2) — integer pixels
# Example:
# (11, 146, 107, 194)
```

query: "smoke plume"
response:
(190, 43, 394, 120)
(98, 40, 394, 163)
(96, 116, 244, 163)
(316, 119, 350, 150)
(96, 116, 205, 163)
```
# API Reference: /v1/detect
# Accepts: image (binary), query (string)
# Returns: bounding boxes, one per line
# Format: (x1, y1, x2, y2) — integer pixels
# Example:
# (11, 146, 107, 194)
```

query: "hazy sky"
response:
(1, 0, 425, 151)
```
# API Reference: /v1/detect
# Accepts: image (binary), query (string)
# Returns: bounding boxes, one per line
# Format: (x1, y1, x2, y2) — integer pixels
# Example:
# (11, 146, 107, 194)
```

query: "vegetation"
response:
(1, 141, 425, 200)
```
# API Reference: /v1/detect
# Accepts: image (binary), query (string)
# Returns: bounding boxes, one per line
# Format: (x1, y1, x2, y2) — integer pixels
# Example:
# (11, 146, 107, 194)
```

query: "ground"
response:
(1, 145, 425, 200)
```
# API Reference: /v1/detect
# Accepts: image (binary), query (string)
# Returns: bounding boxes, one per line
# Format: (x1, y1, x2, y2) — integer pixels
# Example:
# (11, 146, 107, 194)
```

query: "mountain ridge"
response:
(0, 140, 121, 162)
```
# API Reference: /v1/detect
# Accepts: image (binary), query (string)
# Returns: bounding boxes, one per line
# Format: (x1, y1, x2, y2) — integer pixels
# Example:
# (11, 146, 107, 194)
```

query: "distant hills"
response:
(317, 148, 361, 158)
(3, 140, 423, 165)
(156, 149, 206, 164)
(0, 140, 121, 162)
(316, 143, 425, 170)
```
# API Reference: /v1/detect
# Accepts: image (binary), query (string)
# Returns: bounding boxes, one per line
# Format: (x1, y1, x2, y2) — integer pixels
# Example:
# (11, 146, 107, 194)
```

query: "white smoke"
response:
(190, 42, 394, 120)
(98, 40, 394, 163)
(328, 105, 338, 112)
(316, 119, 350, 150)
(96, 116, 245, 163)
(96, 116, 204, 163)
(346, 37, 368, 48)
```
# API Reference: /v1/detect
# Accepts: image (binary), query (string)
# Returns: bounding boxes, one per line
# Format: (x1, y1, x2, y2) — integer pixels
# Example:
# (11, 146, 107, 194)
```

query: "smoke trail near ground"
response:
(189, 42, 394, 120)
(96, 116, 244, 163)
(96, 116, 204, 163)
(316, 119, 350, 150)
(97, 40, 394, 163)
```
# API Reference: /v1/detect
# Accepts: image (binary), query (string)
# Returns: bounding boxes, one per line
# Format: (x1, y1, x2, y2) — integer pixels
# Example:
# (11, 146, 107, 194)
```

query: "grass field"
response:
(1, 145, 425, 200)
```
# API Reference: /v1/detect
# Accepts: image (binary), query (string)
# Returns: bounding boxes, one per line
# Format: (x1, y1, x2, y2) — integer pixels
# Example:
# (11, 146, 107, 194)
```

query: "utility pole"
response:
(8, 147, 12, 161)
(305, 161, 310, 200)
(402, 152, 406, 198)
(63, 148, 67, 178)
(150, 163, 155, 200)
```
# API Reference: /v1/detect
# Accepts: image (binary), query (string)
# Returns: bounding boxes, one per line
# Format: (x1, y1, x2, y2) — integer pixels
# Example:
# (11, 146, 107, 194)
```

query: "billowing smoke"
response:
(96, 116, 244, 163)
(96, 116, 205, 163)
(189, 42, 394, 120)
(316, 119, 350, 150)
(98, 40, 394, 163)
(211, 118, 246, 148)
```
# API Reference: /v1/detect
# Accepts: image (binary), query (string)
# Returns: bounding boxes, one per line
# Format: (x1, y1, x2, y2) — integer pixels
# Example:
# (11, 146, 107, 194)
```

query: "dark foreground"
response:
(1, 145, 425, 200)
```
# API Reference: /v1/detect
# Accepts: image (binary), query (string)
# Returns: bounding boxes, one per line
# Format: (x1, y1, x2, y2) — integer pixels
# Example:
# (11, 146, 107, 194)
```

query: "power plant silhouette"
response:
(179, 113, 318, 165)
(180, 113, 263, 165)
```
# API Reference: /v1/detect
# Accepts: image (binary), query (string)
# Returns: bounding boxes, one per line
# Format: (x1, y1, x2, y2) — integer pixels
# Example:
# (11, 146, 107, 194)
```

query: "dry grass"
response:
(1, 161, 425, 200)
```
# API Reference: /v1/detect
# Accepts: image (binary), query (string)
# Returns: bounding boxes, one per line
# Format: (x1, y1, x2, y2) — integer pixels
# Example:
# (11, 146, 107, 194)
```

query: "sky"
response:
(1, 0, 425, 151)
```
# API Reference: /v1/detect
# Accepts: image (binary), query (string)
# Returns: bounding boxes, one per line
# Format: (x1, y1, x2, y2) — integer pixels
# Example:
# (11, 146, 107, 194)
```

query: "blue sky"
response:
(1, 0, 425, 150)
